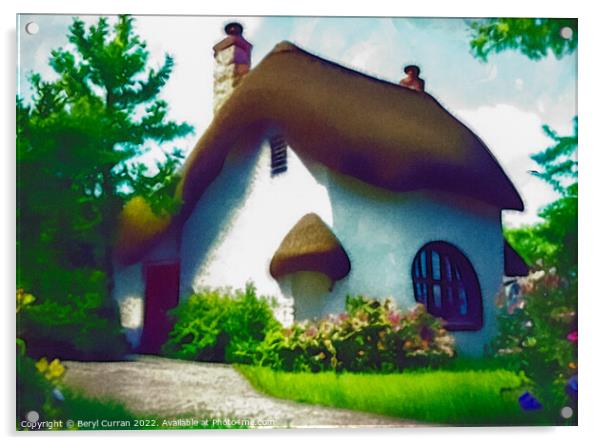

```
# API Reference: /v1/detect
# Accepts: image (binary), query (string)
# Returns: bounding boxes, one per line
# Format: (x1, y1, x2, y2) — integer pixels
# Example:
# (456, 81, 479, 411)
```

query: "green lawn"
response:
(237, 365, 546, 426)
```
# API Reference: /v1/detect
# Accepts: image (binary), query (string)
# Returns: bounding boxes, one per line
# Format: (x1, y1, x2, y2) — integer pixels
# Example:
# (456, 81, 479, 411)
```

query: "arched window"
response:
(411, 242, 482, 331)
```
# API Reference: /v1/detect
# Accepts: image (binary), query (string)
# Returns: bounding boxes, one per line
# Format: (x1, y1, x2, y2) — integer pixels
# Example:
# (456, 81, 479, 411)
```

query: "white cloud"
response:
(456, 104, 559, 227)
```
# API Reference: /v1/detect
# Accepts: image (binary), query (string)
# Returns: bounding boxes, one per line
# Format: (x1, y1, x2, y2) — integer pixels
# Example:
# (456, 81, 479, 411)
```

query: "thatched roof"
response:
(115, 40, 523, 264)
(269, 213, 351, 281)
(504, 239, 530, 277)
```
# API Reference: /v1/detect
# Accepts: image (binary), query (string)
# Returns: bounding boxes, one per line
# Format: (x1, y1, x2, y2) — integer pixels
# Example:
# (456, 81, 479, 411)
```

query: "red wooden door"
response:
(139, 262, 180, 354)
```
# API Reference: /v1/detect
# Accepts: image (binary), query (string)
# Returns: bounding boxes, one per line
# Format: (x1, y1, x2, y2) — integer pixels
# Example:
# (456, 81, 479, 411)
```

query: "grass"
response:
(237, 365, 548, 426)
(55, 391, 140, 430)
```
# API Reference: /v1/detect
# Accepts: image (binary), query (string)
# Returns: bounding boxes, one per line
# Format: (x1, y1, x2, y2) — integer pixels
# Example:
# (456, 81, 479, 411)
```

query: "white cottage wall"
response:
(179, 139, 333, 324)
(117, 139, 505, 355)
(319, 172, 504, 356)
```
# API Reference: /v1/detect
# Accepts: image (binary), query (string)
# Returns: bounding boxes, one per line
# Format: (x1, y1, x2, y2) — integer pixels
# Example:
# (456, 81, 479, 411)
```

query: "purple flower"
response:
(567, 331, 578, 342)
(566, 375, 578, 401)
(518, 391, 542, 411)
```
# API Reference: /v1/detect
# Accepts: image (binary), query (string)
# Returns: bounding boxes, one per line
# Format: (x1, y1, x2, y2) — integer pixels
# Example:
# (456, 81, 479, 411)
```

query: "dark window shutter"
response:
(270, 135, 287, 175)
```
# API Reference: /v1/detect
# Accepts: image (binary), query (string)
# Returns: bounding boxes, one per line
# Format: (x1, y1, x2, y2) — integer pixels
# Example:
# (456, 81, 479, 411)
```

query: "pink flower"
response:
(567, 331, 578, 342)
(387, 311, 401, 326)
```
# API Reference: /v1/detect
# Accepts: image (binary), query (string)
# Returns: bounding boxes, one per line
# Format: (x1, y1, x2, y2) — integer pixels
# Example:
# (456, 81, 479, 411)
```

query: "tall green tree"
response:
(469, 17, 578, 273)
(17, 15, 192, 358)
(504, 119, 577, 274)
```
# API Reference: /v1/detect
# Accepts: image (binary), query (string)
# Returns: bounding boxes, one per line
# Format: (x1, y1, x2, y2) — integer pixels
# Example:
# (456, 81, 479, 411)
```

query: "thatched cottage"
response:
(113, 23, 528, 356)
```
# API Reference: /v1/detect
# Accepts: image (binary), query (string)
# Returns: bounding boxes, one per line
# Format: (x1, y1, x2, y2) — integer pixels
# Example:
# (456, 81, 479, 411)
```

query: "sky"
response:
(16, 14, 577, 227)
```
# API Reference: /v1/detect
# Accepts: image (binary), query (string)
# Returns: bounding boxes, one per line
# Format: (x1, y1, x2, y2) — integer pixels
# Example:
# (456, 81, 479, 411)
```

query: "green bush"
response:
(491, 267, 577, 424)
(16, 353, 50, 424)
(257, 295, 455, 373)
(163, 283, 281, 364)
(17, 284, 127, 361)
(16, 351, 140, 430)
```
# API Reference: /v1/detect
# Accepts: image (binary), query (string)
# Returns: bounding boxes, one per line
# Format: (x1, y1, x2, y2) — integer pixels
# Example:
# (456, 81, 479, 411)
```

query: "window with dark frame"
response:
(269, 134, 287, 175)
(411, 241, 483, 331)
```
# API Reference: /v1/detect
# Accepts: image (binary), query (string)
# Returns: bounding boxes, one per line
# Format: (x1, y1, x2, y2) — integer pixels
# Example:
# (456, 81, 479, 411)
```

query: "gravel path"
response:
(62, 355, 418, 428)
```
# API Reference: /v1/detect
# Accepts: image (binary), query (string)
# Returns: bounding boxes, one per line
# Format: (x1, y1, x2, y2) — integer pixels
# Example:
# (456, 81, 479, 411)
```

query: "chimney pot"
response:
(400, 64, 425, 92)
(224, 22, 244, 36)
(212, 22, 253, 113)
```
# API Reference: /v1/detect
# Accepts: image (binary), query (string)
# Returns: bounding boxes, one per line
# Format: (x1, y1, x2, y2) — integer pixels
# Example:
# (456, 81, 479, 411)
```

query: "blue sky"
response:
(17, 15, 577, 226)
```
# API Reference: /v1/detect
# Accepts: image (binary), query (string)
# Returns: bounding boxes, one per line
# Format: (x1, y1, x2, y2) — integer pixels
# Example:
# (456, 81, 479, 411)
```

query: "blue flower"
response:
(566, 375, 578, 400)
(52, 387, 65, 402)
(518, 391, 542, 411)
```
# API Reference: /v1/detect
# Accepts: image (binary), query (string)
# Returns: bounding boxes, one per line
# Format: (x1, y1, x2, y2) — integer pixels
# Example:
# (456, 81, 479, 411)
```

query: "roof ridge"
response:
(263, 40, 436, 101)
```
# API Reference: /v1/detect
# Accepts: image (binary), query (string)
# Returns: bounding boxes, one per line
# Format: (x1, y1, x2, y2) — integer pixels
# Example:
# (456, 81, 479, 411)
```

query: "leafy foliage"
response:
(16, 291, 133, 430)
(469, 18, 577, 61)
(17, 352, 140, 430)
(18, 286, 127, 360)
(492, 268, 577, 424)
(489, 94, 577, 425)
(163, 284, 281, 364)
(17, 353, 50, 424)
(258, 296, 455, 373)
(470, 18, 578, 423)
(504, 120, 577, 274)
(532, 118, 578, 194)
(17, 15, 193, 358)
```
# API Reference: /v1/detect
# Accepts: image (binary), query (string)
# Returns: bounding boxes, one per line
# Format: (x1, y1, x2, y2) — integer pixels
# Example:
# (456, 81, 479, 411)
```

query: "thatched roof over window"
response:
(269, 213, 351, 281)
(504, 239, 530, 277)
(115, 41, 523, 264)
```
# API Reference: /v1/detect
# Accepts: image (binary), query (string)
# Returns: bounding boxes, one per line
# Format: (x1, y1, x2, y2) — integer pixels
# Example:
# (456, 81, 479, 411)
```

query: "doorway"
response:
(139, 261, 180, 354)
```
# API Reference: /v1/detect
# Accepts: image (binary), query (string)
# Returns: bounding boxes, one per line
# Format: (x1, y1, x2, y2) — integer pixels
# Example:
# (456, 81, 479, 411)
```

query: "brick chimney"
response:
(212, 22, 253, 113)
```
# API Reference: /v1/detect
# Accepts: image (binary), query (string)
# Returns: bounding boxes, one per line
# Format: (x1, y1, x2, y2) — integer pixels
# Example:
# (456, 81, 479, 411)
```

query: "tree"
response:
(469, 18, 577, 61)
(505, 119, 577, 274)
(17, 15, 193, 358)
(468, 18, 578, 424)
(468, 17, 578, 274)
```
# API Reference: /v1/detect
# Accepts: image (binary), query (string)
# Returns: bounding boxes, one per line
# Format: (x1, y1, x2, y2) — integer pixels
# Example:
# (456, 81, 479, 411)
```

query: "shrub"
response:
(163, 283, 281, 364)
(16, 351, 139, 430)
(17, 285, 127, 361)
(492, 267, 577, 424)
(257, 295, 455, 373)
(16, 289, 135, 430)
